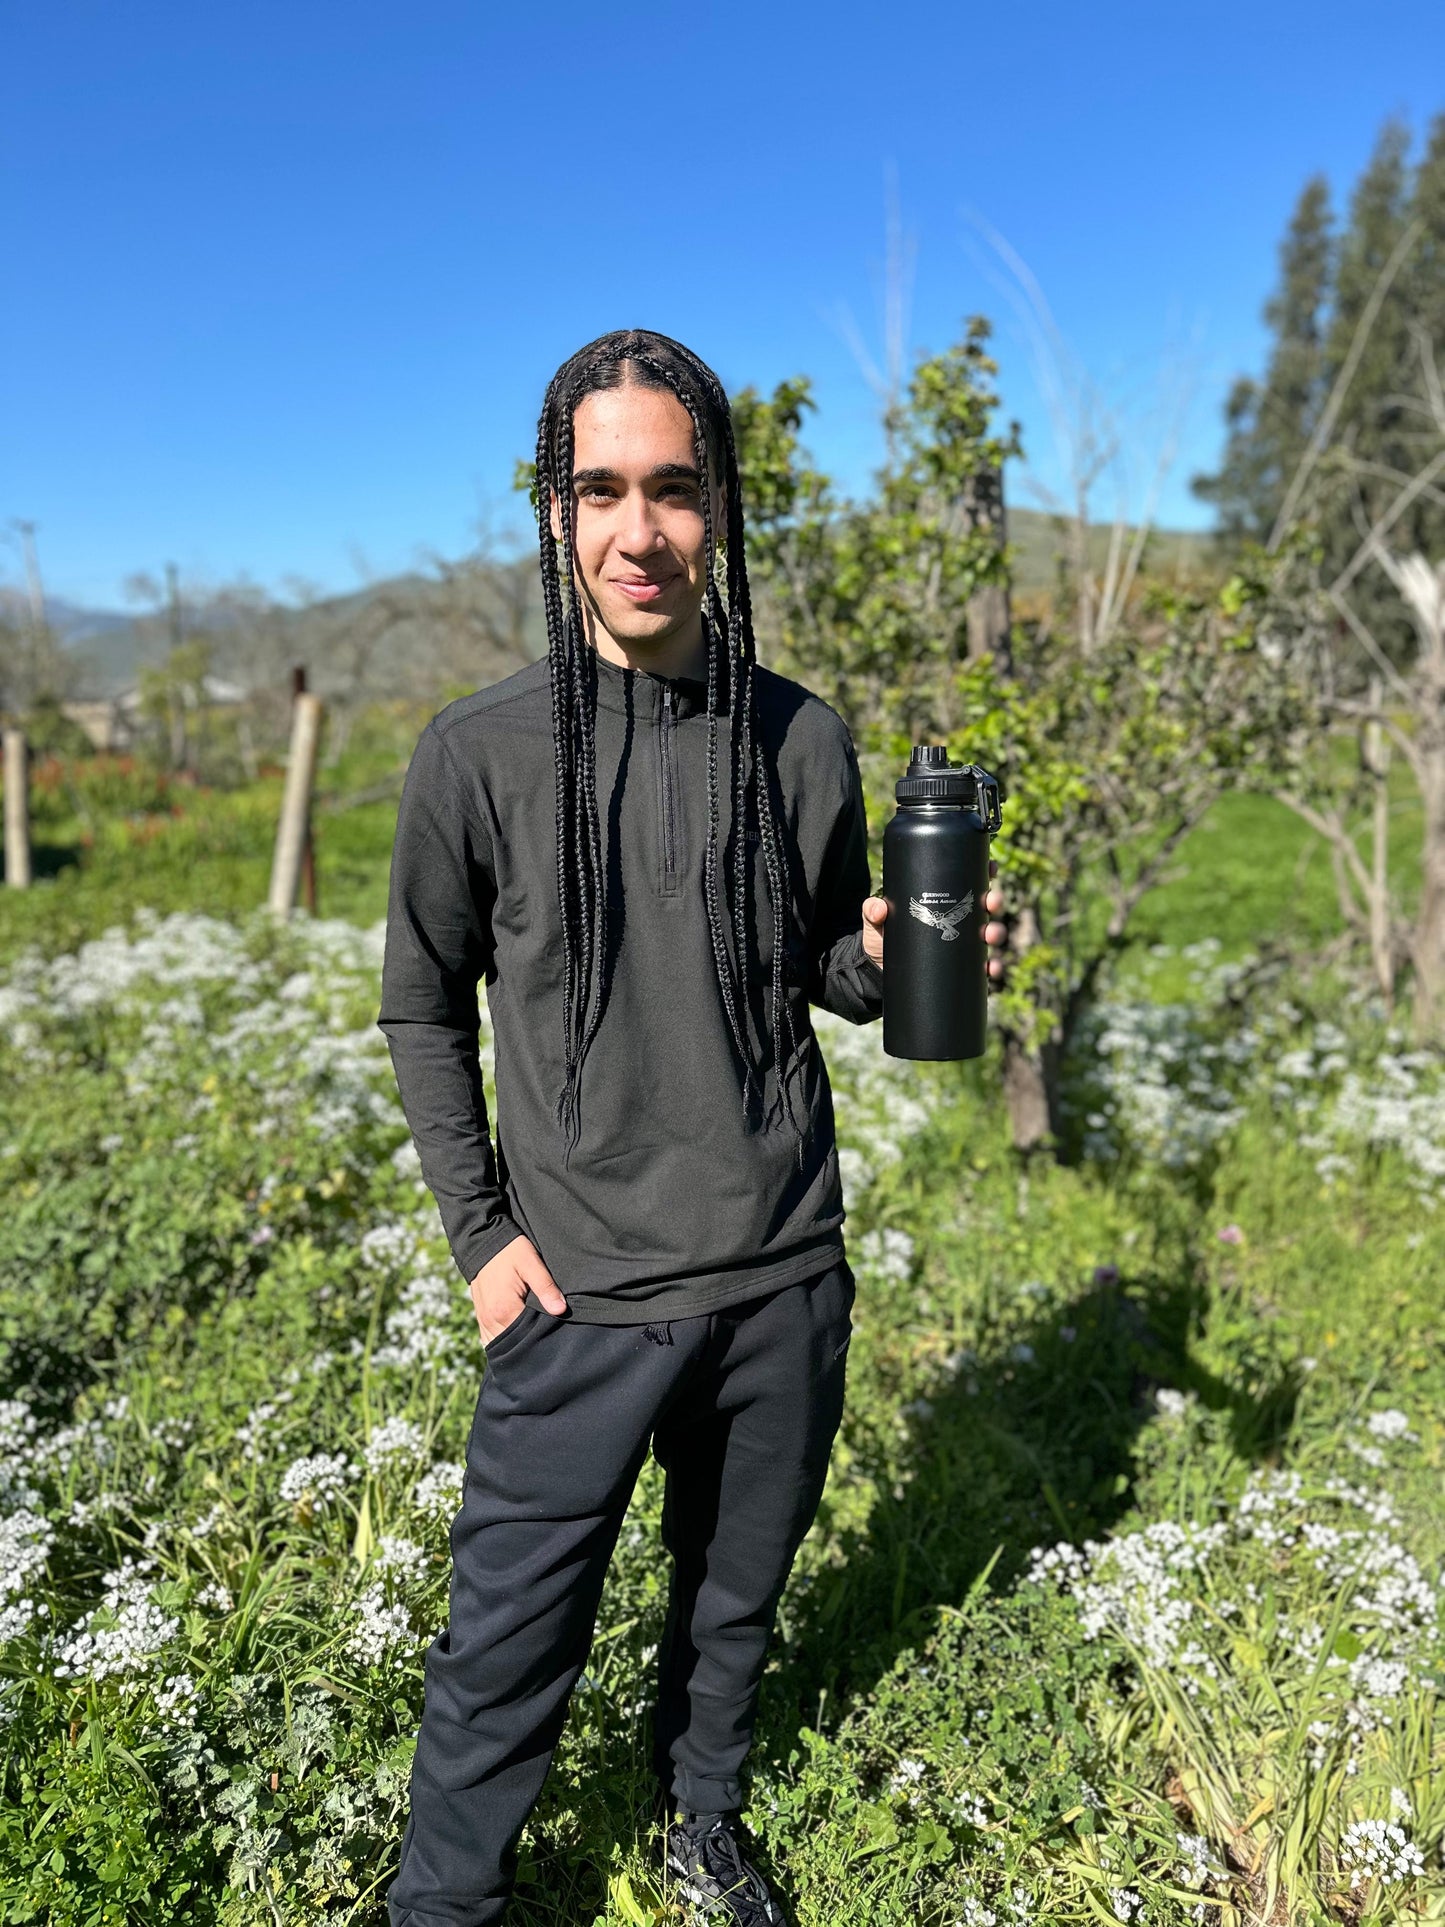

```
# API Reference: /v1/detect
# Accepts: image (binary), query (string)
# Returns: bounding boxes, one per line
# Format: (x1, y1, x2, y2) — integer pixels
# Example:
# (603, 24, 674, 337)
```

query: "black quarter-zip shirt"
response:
(376, 644, 884, 1324)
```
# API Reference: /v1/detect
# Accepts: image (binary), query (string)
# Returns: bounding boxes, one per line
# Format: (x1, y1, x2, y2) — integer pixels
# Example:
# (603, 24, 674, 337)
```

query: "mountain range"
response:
(4, 510, 1216, 701)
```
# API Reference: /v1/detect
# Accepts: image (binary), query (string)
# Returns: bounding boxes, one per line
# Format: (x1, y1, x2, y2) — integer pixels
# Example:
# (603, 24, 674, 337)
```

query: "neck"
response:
(580, 599, 708, 682)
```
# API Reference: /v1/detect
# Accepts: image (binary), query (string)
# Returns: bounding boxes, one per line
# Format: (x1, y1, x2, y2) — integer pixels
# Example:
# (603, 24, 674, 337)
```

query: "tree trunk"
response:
(1002, 1029, 1054, 1151)
(963, 463, 1014, 676)
(1412, 658, 1445, 1041)
(995, 903, 1062, 1152)
(1364, 674, 1395, 1010)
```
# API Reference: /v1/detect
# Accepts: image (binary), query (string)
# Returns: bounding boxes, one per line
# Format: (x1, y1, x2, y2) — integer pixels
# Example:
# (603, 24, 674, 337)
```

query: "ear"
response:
(548, 487, 563, 543)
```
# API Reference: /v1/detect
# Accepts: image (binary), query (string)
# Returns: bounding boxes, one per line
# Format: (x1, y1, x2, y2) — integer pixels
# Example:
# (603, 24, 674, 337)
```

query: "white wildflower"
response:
(358, 1220, 420, 1270)
(278, 1452, 357, 1512)
(153, 1672, 199, 1728)
(233, 1393, 295, 1463)
(887, 1757, 926, 1795)
(856, 1226, 915, 1284)
(0, 1511, 54, 1596)
(412, 1460, 466, 1517)
(1176, 1832, 1217, 1888)
(1349, 1654, 1408, 1703)
(374, 1536, 428, 1583)
(1338, 1817, 1425, 1889)
(373, 1273, 462, 1372)
(188, 1502, 224, 1539)
(362, 1417, 427, 1475)
(1365, 1409, 1416, 1443)
(348, 1584, 418, 1666)
(51, 1558, 179, 1685)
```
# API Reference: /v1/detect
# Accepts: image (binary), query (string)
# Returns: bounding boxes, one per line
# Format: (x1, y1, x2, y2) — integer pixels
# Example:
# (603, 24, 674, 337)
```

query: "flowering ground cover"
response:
(0, 905, 1441, 1926)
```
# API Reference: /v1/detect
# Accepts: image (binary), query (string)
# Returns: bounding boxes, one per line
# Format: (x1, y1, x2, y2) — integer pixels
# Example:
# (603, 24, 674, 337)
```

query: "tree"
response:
(1, 521, 74, 719)
(735, 320, 1292, 1153)
(1192, 176, 1334, 538)
(733, 317, 1019, 739)
(135, 638, 214, 774)
(1245, 313, 1445, 1041)
(1196, 114, 1445, 650)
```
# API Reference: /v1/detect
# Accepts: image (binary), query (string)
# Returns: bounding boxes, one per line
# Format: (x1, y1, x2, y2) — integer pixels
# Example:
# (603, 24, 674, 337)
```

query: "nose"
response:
(618, 491, 666, 559)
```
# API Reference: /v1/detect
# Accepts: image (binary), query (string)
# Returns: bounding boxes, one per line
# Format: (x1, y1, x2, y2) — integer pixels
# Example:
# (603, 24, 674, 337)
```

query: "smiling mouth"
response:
(612, 578, 672, 602)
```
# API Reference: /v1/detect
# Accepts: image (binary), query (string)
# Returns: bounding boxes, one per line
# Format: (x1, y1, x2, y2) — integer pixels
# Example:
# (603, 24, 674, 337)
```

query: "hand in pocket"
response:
(469, 1236, 566, 1347)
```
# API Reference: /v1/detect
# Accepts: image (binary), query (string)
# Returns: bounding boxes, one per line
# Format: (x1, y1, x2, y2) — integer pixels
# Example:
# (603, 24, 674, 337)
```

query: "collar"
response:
(587, 639, 730, 721)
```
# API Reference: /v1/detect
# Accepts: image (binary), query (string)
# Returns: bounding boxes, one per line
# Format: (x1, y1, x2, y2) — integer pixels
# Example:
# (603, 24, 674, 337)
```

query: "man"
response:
(378, 329, 1007, 1927)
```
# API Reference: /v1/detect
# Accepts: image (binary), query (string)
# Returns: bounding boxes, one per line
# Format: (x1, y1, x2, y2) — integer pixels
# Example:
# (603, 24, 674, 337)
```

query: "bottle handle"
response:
(962, 764, 1003, 834)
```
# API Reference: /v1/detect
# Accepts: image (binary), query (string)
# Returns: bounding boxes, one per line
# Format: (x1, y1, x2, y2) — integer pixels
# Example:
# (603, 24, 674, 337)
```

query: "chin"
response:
(603, 603, 687, 644)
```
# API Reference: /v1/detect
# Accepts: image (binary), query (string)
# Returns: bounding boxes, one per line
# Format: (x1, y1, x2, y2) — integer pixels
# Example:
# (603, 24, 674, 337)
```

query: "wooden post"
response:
(3, 729, 31, 889)
(267, 691, 323, 918)
(292, 667, 318, 914)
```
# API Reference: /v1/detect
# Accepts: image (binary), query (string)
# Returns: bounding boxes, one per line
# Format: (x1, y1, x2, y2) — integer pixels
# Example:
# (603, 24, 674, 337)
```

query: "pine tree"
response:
(1322, 121, 1412, 489)
(1192, 176, 1333, 538)
(1198, 114, 1445, 625)
(1391, 112, 1445, 552)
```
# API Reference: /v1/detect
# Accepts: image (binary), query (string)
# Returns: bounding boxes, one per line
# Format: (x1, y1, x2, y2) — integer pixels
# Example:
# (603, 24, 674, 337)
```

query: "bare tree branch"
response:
(1329, 447, 1445, 596)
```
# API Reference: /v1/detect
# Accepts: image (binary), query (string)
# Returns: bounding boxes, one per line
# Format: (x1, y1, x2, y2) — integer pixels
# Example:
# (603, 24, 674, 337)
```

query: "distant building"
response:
(59, 698, 135, 752)
(61, 674, 248, 753)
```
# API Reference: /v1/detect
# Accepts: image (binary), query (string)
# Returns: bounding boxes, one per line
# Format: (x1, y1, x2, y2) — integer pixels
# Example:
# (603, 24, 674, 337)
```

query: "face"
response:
(549, 378, 725, 655)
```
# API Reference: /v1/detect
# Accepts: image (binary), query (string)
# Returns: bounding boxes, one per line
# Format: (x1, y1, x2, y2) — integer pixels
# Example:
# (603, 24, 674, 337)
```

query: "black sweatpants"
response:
(387, 1257, 856, 1927)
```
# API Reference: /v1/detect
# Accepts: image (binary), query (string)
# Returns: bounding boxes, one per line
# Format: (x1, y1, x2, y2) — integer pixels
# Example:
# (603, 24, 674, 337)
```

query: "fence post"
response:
(267, 690, 323, 918)
(291, 666, 317, 913)
(3, 729, 31, 890)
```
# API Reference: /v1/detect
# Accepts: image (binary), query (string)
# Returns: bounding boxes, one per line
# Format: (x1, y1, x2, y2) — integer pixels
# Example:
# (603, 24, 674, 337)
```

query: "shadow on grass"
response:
(511, 1252, 1306, 1925)
(5, 840, 82, 884)
(760, 1253, 1304, 1753)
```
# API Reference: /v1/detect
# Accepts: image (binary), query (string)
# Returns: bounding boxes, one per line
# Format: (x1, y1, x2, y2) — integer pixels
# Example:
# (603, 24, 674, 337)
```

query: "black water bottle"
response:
(881, 746, 1004, 1061)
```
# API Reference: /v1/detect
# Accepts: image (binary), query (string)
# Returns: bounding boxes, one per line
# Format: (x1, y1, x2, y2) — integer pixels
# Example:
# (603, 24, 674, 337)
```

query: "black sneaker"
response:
(663, 1808, 790, 1925)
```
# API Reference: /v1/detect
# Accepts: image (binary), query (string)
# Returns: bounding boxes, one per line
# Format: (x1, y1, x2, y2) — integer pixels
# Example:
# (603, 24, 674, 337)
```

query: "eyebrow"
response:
(571, 463, 702, 487)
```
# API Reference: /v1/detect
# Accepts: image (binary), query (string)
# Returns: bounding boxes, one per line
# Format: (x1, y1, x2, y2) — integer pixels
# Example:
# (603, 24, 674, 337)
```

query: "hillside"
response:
(25, 512, 1220, 702)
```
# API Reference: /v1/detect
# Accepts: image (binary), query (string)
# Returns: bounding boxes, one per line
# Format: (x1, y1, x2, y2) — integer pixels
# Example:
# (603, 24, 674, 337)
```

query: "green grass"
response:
(2, 719, 1427, 986)
(0, 737, 1441, 1924)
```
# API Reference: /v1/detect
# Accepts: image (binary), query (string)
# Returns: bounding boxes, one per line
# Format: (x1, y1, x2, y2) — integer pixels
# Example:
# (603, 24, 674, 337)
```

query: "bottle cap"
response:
(896, 748, 1004, 827)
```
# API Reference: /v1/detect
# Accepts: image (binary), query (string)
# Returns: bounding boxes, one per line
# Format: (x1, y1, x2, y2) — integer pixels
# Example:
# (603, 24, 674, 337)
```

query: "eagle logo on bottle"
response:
(908, 892, 974, 940)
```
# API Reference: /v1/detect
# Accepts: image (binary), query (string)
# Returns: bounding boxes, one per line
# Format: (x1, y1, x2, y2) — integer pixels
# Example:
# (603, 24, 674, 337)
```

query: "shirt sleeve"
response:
(807, 724, 885, 1026)
(376, 718, 524, 1284)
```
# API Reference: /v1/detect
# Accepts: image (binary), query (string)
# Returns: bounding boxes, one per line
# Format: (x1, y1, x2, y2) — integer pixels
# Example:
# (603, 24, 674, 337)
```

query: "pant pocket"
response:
(825, 1260, 856, 1368)
(481, 1293, 545, 1365)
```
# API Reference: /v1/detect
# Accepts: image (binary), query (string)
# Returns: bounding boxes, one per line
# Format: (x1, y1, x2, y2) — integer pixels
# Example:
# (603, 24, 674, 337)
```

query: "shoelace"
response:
(685, 1816, 776, 1917)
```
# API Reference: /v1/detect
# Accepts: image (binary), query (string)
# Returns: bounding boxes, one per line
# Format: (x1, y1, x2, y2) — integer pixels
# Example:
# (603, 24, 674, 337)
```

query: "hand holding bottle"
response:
(861, 857, 1008, 988)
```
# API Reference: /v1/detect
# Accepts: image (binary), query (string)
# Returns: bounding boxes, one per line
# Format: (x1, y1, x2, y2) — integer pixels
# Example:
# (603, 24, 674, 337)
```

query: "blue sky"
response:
(3, 1, 1441, 607)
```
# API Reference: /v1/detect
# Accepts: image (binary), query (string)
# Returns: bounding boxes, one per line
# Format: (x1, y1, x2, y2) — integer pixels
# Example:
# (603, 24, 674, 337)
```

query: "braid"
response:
(716, 405, 803, 1148)
(558, 399, 609, 1138)
(534, 396, 581, 1141)
(532, 329, 810, 1160)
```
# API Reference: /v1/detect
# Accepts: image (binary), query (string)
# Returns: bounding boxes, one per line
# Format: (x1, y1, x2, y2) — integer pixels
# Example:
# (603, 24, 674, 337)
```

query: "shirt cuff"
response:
(452, 1212, 527, 1285)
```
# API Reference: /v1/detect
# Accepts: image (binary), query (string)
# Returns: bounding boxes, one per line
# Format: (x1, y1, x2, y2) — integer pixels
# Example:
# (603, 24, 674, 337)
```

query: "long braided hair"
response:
(532, 329, 807, 1165)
